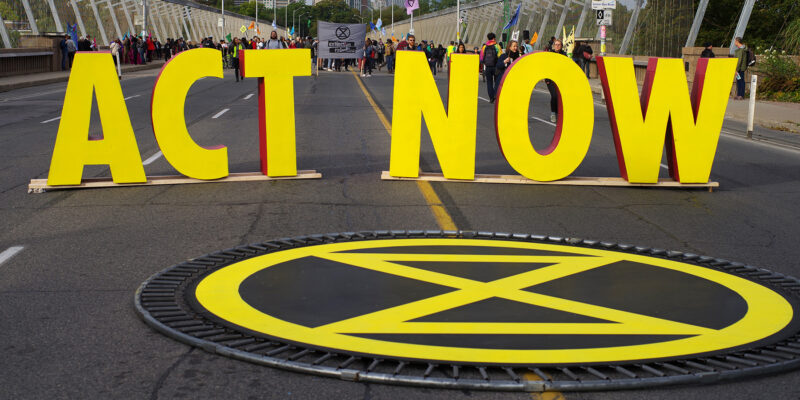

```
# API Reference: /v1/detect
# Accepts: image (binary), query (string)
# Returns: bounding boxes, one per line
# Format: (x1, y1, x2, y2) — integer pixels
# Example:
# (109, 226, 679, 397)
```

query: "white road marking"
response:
(0, 246, 24, 267)
(142, 151, 163, 166)
(660, 164, 668, 169)
(530, 116, 556, 127)
(40, 116, 61, 124)
(244, 93, 254, 100)
(212, 108, 230, 119)
(124, 94, 141, 100)
(478, 96, 490, 102)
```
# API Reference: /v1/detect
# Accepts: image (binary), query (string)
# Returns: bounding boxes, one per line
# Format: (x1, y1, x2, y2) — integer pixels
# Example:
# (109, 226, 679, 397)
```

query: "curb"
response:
(0, 62, 164, 93)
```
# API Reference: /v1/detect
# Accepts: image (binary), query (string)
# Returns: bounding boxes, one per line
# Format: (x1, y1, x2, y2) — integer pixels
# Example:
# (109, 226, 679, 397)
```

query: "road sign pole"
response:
(747, 74, 758, 139)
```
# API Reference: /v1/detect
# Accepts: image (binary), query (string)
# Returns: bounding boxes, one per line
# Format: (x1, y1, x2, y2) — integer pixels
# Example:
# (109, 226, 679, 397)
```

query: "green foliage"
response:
(0, 1, 19, 21)
(753, 47, 800, 102)
(695, 0, 800, 54)
(781, 18, 800, 55)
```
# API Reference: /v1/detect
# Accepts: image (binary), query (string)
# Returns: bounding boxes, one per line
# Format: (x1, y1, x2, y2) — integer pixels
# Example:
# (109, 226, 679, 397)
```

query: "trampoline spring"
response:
(759, 349, 795, 360)
(680, 360, 715, 372)
(150, 311, 185, 318)
(702, 358, 737, 370)
(168, 320, 205, 328)
(339, 356, 358, 369)
(194, 329, 226, 338)
(266, 345, 293, 357)
(225, 338, 256, 348)
(163, 271, 193, 277)
(743, 353, 777, 363)
(367, 359, 381, 372)
(559, 367, 579, 381)
(583, 367, 608, 380)
(503, 367, 520, 382)
(451, 365, 460, 380)
(423, 364, 436, 377)
(424, 230, 442, 237)
(159, 316, 194, 323)
(637, 364, 665, 377)
(777, 345, 800, 355)
(288, 349, 311, 361)
(243, 341, 277, 352)
(724, 356, 758, 367)
(656, 362, 690, 375)
(529, 368, 551, 381)
(614, 366, 637, 378)
(478, 367, 489, 381)
(393, 361, 406, 375)
(181, 324, 217, 333)
(209, 334, 243, 342)
(312, 353, 334, 365)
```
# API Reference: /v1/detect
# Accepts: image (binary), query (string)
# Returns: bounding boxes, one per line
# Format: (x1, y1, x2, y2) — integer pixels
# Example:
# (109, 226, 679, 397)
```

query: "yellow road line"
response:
(351, 71, 457, 231)
(352, 71, 563, 399)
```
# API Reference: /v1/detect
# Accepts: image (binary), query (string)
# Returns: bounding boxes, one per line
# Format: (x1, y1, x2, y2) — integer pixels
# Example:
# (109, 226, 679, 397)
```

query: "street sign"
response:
(591, 0, 616, 10)
(596, 9, 612, 26)
(134, 15, 143, 26)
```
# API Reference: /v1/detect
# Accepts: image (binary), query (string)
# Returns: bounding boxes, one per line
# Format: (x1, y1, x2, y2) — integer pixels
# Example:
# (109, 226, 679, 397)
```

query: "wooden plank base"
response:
(381, 171, 718, 191)
(28, 171, 322, 193)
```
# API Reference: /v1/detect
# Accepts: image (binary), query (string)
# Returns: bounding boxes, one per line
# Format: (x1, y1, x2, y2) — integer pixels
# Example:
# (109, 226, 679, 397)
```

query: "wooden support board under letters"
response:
(28, 171, 322, 193)
(381, 171, 718, 191)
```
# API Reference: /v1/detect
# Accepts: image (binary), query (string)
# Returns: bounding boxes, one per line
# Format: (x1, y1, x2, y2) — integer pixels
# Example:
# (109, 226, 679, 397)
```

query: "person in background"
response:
(522, 38, 533, 54)
(424, 41, 437, 76)
(494, 39, 520, 84)
(436, 44, 445, 72)
(446, 41, 455, 66)
(385, 39, 395, 73)
(734, 37, 748, 100)
(546, 39, 567, 122)
(456, 43, 467, 54)
(572, 40, 592, 78)
(110, 39, 121, 67)
(59, 35, 69, 71)
(265, 31, 285, 49)
(230, 38, 245, 82)
(480, 32, 503, 103)
(700, 42, 715, 58)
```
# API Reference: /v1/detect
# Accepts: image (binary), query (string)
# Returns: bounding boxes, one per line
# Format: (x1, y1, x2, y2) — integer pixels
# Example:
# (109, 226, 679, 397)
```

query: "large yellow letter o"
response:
(495, 52, 594, 181)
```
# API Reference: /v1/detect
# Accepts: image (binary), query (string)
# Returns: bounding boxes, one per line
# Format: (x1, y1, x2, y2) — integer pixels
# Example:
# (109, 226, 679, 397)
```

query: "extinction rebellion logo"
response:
(169, 237, 797, 365)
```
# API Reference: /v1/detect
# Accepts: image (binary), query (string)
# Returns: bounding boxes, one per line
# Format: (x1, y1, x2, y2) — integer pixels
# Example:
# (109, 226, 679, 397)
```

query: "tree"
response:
(0, 1, 20, 21)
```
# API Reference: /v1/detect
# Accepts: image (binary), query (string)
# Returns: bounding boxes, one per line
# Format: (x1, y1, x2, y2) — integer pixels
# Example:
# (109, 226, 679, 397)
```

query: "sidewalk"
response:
(587, 78, 800, 138)
(0, 60, 165, 93)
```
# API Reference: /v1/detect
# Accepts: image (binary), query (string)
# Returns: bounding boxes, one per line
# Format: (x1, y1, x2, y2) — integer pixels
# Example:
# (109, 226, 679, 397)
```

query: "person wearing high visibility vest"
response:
(230, 38, 246, 82)
(446, 41, 455, 68)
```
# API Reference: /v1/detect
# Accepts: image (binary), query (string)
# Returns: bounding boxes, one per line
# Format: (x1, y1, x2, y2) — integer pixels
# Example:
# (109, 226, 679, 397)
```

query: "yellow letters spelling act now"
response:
(46, 49, 736, 186)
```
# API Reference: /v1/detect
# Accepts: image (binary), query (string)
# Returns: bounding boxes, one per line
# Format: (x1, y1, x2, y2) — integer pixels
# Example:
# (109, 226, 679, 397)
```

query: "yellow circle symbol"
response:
(195, 239, 794, 364)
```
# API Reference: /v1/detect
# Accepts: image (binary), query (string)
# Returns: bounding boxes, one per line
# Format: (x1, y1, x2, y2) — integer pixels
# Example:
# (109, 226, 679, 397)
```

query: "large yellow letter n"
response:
(47, 52, 145, 185)
(597, 56, 737, 183)
(389, 52, 479, 180)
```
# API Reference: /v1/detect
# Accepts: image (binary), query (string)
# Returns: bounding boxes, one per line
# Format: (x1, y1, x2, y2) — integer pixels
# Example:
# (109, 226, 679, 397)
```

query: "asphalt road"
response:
(1, 61, 800, 399)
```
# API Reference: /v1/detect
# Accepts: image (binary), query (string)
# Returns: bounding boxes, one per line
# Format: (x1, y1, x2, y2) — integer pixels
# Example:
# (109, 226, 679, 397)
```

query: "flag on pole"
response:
(240, 25, 247, 33)
(531, 31, 538, 44)
(272, 20, 277, 29)
(376, 18, 383, 29)
(563, 25, 575, 56)
(381, 27, 386, 37)
(502, 4, 521, 31)
(248, 21, 255, 30)
(226, 33, 232, 42)
(369, 22, 377, 31)
(404, 0, 418, 15)
(290, 26, 295, 36)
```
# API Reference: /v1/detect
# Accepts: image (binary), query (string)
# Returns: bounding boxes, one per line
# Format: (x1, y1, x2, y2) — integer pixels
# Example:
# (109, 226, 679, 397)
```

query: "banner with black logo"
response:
(317, 21, 366, 59)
